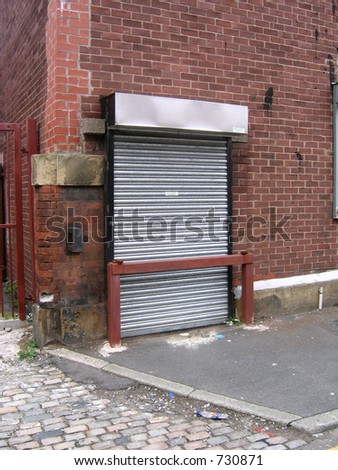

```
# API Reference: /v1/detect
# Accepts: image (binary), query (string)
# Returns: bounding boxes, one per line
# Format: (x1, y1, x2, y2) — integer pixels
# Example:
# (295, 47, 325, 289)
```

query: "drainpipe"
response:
(333, 83, 338, 219)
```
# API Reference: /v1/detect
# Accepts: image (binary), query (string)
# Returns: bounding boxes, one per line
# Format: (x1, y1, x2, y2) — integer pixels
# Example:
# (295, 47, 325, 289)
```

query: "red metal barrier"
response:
(0, 123, 25, 320)
(107, 252, 254, 346)
(26, 119, 38, 302)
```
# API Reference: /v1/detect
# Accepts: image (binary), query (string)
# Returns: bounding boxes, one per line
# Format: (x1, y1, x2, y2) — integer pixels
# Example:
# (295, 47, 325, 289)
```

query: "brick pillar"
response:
(44, 0, 91, 153)
(33, 1, 107, 345)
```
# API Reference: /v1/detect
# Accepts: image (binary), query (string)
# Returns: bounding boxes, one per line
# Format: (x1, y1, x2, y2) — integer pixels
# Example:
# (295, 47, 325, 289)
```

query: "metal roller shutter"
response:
(113, 133, 230, 337)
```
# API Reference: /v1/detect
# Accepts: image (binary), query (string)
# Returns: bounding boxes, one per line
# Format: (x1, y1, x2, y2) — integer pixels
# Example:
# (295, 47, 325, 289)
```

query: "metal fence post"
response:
(107, 263, 121, 346)
(241, 253, 254, 324)
(13, 125, 25, 320)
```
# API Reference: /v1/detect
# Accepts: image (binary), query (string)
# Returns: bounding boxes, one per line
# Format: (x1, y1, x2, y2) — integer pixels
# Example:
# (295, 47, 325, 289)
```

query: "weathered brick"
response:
(106, 423, 128, 432)
(65, 432, 86, 441)
(130, 433, 148, 442)
(41, 436, 63, 446)
(16, 441, 41, 450)
(247, 432, 270, 443)
(64, 425, 88, 434)
(0, 407, 18, 415)
(168, 437, 187, 447)
(23, 413, 52, 423)
(17, 427, 42, 436)
(78, 437, 100, 446)
(2, 0, 338, 322)
(3, 389, 21, 397)
(148, 435, 168, 445)
(245, 442, 268, 450)
(148, 428, 168, 438)
(226, 439, 249, 449)
(92, 441, 118, 450)
(286, 439, 307, 450)
(207, 436, 229, 447)
(53, 441, 77, 450)
(8, 436, 32, 446)
(143, 443, 169, 450)
(186, 431, 209, 442)
(265, 444, 287, 450)
(13, 393, 31, 400)
(122, 427, 147, 437)
(86, 428, 106, 437)
(228, 430, 250, 440)
(41, 401, 61, 409)
(184, 440, 208, 450)
(212, 426, 235, 436)
(266, 436, 288, 446)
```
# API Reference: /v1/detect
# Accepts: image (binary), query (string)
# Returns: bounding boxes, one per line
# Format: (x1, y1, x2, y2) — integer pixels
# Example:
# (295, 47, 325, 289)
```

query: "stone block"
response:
(32, 304, 61, 348)
(32, 154, 58, 185)
(80, 119, 105, 135)
(60, 303, 107, 344)
(32, 153, 104, 186)
(57, 154, 104, 186)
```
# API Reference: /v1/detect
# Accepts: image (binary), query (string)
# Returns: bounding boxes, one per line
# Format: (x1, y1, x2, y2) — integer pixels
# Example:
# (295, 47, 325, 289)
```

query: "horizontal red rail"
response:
(107, 253, 254, 346)
(110, 253, 253, 275)
(0, 123, 20, 132)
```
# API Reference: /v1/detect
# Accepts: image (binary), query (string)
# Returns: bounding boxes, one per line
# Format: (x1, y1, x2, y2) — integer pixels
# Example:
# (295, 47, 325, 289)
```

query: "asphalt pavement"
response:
(66, 307, 338, 435)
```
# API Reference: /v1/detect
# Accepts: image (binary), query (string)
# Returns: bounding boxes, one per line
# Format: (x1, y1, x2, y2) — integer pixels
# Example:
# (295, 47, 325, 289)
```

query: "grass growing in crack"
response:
(2, 312, 18, 320)
(3, 280, 18, 308)
(225, 316, 242, 327)
(18, 340, 37, 361)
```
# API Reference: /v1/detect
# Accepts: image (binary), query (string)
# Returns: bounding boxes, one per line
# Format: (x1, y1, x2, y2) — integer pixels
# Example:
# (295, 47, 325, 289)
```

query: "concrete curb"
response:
(103, 363, 194, 397)
(48, 348, 108, 369)
(189, 390, 300, 425)
(46, 347, 338, 434)
(290, 410, 338, 434)
(0, 319, 28, 330)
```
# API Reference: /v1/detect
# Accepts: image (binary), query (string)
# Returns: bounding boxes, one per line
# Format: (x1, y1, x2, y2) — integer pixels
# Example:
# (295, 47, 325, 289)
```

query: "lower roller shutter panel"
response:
(113, 133, 230, 336)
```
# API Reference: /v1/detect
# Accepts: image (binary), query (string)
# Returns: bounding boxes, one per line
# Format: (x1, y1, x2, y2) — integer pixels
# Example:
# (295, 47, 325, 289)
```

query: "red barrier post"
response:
(241, 253, 254, 324)
(107, 263, 121, 346)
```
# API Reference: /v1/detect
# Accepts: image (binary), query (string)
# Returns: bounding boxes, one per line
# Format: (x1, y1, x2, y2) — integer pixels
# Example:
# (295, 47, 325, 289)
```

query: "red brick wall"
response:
(80, 0, 338, 281)
(0, 0, 48, 139)
(2, 0, 338, 316)
(35, 186, 105, 305)
(0, 0, 49, 299)
(44, 0, 91, 153)
(0, 0, 105, 308)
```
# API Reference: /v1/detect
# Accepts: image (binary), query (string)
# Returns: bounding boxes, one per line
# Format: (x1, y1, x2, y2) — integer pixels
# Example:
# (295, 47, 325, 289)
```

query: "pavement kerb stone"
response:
(189, 390, 301, 426)
(0, 319, 28, 330)
(47, 348, 107, 370)
(102, 363, 194, 397)
(290, 409, 338, 434)
(45, 347, 338, 433)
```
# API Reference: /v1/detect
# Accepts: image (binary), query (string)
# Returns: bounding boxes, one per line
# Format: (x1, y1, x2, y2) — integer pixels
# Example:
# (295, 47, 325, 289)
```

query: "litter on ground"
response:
(195, 410, 229, 420)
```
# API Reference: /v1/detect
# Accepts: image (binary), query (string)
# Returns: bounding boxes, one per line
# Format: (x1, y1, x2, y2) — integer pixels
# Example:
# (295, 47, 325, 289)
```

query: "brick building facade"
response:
(1, 0, 338, 344)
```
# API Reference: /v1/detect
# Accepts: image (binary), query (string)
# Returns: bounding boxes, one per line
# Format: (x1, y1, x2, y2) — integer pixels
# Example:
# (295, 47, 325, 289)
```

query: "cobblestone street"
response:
(0, 340, 312, 451)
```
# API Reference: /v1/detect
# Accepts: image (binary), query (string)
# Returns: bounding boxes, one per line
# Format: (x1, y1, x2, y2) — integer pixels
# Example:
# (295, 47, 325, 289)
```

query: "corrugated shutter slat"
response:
(113, 133, 229, 337)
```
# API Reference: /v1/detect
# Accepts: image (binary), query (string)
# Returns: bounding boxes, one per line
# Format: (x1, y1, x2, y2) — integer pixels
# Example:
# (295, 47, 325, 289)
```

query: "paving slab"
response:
(0, 319, 28, 330)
